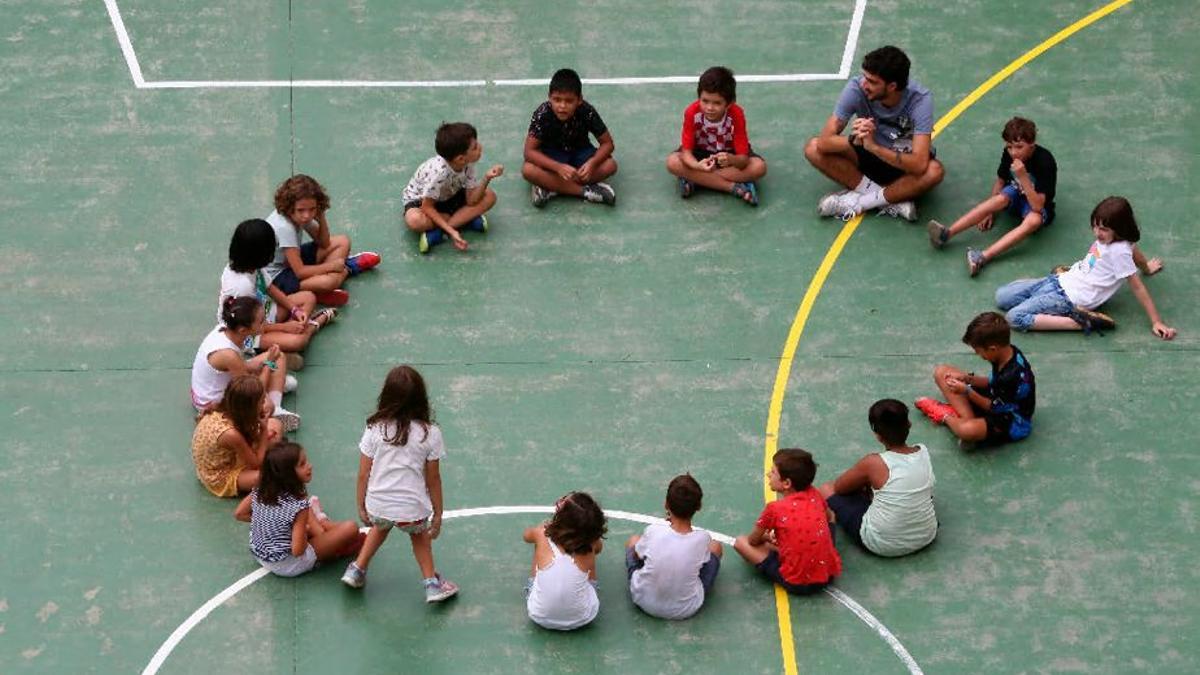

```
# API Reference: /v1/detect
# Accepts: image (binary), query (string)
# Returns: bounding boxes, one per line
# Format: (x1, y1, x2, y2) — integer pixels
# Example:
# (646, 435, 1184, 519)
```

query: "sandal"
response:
(732, 181, 758, 207)
(678, 177, 695, 199)
(308, 308, 338, 328)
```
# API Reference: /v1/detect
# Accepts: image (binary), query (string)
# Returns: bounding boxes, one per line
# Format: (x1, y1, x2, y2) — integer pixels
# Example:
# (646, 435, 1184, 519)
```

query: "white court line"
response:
(142, 505, 921, 675)
(103, 0, 868, 90)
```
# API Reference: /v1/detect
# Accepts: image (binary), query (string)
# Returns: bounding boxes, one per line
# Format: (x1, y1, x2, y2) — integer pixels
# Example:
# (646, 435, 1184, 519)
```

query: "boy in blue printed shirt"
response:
(522, 68, 618, 207)
(916, 312, 1036, 446)
(927, 117, 1058, 276)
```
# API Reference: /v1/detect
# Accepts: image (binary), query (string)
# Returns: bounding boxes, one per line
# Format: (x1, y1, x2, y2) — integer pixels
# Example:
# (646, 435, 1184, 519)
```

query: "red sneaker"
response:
(346, 251, 381, 276)
(314, 289, 350, 307)
(914, 397, 958, 425)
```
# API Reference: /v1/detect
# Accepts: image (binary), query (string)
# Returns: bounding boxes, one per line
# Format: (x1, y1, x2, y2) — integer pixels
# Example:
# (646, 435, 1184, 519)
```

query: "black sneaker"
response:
(1070, 306, 1116, 335)
(582, 182, 616, 205)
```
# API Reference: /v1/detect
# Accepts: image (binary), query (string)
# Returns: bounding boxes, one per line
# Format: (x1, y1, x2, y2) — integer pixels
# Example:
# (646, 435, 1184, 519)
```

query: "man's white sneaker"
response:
(878, 200, 917, 222)
(817, 191, 862, 221)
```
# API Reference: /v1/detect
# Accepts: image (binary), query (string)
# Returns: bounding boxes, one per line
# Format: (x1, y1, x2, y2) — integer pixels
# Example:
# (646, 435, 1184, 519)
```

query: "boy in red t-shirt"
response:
(734, 448, 842, 594)
(666, 66, 768, 207)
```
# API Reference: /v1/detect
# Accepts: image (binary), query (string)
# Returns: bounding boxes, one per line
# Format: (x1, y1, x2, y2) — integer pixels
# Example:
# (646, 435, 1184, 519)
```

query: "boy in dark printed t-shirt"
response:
(927, 117, 1058, 276)
(521, 68, 618, 207)
(916, 312, 1036, 446)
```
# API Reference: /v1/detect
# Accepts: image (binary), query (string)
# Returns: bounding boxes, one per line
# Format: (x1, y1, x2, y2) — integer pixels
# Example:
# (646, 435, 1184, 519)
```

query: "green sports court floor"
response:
(2, 0, 1198, 672)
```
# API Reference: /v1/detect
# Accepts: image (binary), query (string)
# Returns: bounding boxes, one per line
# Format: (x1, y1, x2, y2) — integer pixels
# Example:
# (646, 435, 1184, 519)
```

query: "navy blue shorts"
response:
(542, 144, 597, 168)
(270, 241, 319, 295)
(852, 143, 905, 186)
(1000, 184, 1054, 225)
(826, 492, 870, 548)
(754, 550, 831, 596)
(404, 189, 467, 216)
(625, 545, 720, 593)
(683, 146, 762, 161)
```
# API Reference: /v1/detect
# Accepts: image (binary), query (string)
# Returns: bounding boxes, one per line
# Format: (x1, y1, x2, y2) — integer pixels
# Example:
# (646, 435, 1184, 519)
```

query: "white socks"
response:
(857, 188, 890, 211)
(854, 176, 882, 195)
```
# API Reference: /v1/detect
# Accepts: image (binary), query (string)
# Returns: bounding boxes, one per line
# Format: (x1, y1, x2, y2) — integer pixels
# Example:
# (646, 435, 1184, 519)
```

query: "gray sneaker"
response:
(927, 220, 950, 249)
(817, 190, 861, 220)
(424, 574, 459, 603)
(341, 562, 366, 589)
(531, 185, 555, 208)
(582, 182, 616, 205)
(273, 406, 301, 432)
(966, 248, 987, 277)
(879, 200, 917, 221)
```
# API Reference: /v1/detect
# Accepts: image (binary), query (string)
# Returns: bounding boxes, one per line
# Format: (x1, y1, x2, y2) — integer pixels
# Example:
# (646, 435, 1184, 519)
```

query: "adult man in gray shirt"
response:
(805, 45, 944, 222)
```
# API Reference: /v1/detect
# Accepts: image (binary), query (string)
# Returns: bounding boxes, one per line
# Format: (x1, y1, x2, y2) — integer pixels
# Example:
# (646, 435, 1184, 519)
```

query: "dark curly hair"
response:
(545, 492, 607, 555)
(273, 174, 330, 219)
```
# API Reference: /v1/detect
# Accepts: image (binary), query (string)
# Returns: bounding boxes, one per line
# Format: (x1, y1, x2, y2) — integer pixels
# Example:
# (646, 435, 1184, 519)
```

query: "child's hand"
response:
(946, 377, 969, 395)
(1010, 158, 1026, 175)
(556, 163, 578, 183)
(429, 514, 443, 540)
(697, 156, 717, 171)
(1152, 321, 1177, 340)
(714, 152, 730, 168)
(977, 214, 994, 231)
(451, 233, 468, 251)
(266, 344, 282, 361)
(576, 160, 594, 183)
(1145, 257, 1164, 275)
(485, 164, 504, 180)
(279, 320, 306, 334)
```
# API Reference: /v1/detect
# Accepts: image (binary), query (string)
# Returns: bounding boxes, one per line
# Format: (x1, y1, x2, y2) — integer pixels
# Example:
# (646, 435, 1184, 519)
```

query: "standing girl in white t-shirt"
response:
(522, 492, 608, 630)
(340, 366, 459, 603)
(217, 218, 336, 358)
(995, 196, 1176, 339)
(190, 296, 300, 430)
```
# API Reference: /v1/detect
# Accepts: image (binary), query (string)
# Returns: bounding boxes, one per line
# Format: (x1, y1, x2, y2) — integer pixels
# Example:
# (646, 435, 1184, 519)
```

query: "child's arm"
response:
(418, 199, 467, 249)
(355, 454, 373, 525)
(947, 375, 993, 411)
(225, 428, 259, 472)
(1010, 158, 1046, 212)
(283, 246, 343, 280)
(466, 165, 504, 206)
(309, 211, 332, 250)
(579, 130, 615, 182)
(234, 494, 253, 522)
(291, 508, 311, 557)
(746, 524, 770, 547)
(424, 459, 444, 539)
(522, 525, 543, 544)
(1126, 273, 1177, 340)
(524, 136, 577, 182)
(266, 285, 307, 324)
(1132, 244, 1164, 275)
(832, 455, 883, 494)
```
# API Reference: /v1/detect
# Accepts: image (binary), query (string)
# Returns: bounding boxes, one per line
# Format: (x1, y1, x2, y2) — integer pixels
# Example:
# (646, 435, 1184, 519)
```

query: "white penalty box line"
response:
(103, 0, 867, 89)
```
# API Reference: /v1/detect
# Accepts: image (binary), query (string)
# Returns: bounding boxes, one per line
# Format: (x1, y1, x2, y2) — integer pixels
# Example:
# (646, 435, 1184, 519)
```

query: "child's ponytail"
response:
(222, 295, 261, 330)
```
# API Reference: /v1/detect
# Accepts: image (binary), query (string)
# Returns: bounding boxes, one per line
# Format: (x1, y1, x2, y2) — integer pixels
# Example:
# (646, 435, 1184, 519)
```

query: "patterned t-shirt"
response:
(249, 489, 309, 563)
(680, 100, 751, 155)
(755, 487, 842, 585)
(987, 345, 1036, 422)
(402, 155, 480, 205)
(527, 100, 608, 152)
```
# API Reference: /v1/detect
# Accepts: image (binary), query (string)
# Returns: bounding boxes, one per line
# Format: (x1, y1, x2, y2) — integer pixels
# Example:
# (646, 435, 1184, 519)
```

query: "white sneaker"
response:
(284, 374, 298, 394)
(582, 182, 616, 205)
(274, 406, 301, 432)
(878, 200, 917, 221)
(817, 191, 862, 221)
(530, 185, 555, 208)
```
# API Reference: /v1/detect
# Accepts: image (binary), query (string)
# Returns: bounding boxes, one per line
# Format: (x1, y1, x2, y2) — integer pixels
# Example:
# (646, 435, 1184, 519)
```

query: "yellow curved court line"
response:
(762, 1, 1135, 672)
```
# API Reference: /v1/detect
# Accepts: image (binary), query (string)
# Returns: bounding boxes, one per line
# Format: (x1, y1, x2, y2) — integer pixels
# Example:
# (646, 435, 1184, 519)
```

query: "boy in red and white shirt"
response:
(734, 448, 842, 594)
(666, 66, 767, 207)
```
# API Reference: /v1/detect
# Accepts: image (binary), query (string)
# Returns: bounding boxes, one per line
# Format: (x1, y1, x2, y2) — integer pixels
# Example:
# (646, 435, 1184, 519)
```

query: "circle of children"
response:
(188, 46, 1177, 630)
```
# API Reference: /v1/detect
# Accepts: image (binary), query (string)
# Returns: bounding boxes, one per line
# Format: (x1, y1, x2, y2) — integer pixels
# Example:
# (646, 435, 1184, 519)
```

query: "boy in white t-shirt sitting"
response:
(402, 122, 504, 254)
(625, 474, 723, 620)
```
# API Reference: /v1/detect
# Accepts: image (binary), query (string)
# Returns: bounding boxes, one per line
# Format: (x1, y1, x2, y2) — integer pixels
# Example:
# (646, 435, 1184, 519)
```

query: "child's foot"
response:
(308, 307, 338, 329)
(914, 397, 957, 425)
(927, 220, 949, 249)
(284, 374, 299, 394)
(424, 574, 459, 603)
(582, 182, 616, 205)
(309, 495, 329, 522)
(341, 562, 366, 589)
(419, 229, 445, 254)
(285, 352, 304, 371)
(1070, 306, 1116, 334)
(273, 406, 301, 432)
(878, 200, 918, 222)
(345, 252, 381, 276)
(1051, 264, 1071, 275)
(531, 185, 556, 208)
(967, 248, 987, 276)
(314, 289, 350, 307)
(464, 215, 488, 233)
(678, 177, 695, 199)
(817, 190, 861, 221)
(732, 181, 759, 207)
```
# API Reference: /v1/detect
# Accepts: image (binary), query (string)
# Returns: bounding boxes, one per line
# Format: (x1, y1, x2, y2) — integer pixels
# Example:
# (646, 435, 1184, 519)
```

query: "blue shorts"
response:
(403, 189, 467, 216)
(270, 241, 319, 295)
(1000, 184, 1053, 225)
(542, 144, 597, 168)
(624, 545, 721, 593)
(754, 550, 831, 596)
(826, 492, 870, 548)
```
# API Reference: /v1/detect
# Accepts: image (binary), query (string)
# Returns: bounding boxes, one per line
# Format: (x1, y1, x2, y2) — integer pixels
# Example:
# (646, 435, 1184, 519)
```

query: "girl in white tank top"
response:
(522, 492, 607, 630)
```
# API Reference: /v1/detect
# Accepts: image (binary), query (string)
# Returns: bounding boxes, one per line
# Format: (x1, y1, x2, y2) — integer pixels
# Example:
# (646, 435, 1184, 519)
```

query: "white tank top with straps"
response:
(526, 538, 599, 630)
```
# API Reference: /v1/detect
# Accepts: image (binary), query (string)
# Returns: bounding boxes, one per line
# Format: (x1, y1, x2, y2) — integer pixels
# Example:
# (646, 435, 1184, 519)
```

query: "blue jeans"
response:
(995, 275, 1074, 330)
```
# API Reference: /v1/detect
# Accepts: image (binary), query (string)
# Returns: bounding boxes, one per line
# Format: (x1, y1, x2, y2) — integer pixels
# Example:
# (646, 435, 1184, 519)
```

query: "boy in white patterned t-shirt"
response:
(402, 122, 504, 254)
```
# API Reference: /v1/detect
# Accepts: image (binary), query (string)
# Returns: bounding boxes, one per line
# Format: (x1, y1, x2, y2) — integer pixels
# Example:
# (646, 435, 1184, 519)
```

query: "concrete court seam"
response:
(760, 1, 1136, 674)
